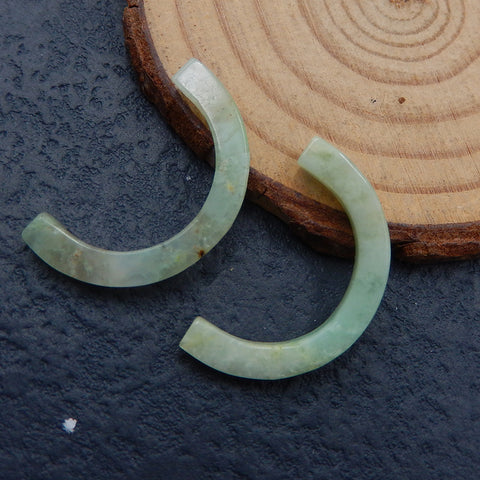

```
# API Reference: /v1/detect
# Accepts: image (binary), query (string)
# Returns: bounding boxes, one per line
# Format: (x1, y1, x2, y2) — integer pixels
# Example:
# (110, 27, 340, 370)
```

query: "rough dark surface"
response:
(0, 1, 479, 479)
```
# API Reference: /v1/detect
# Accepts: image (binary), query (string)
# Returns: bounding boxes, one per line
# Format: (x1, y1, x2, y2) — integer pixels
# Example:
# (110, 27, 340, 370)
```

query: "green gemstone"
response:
(22, 59, 250, 287)
(180, 137, 391, 380)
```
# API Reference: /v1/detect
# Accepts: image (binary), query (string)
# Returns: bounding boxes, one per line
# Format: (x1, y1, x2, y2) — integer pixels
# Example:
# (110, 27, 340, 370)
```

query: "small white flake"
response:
(62, 418, 77, 434)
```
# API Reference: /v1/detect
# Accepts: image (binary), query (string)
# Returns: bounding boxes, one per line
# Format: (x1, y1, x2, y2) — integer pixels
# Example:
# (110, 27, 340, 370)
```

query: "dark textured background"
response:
(0, 1, 479, 479)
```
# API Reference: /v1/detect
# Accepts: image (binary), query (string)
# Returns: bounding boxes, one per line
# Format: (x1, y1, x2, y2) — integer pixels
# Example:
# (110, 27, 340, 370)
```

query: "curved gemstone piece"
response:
(180, 137, 391, 380)
(22, 59, 250, 287)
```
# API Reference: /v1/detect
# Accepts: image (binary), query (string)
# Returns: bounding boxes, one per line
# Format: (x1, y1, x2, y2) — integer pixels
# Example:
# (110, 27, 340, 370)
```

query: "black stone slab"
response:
(0, 1, 479, 479)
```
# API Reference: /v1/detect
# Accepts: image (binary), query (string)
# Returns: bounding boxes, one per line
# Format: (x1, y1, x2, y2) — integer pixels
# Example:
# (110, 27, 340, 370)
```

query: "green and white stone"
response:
(180, 137, 391, 380)
(22, 59, 250, 287)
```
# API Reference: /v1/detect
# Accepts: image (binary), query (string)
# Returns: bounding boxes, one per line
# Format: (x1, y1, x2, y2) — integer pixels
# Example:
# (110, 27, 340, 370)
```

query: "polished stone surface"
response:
(22, 60, 250, 287)
(180, 138, 391, 379)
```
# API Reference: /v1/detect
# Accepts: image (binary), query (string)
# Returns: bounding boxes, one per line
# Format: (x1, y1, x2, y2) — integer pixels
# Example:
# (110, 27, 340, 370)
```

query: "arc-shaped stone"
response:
(180, 137, 391, 380)
(22, 59, 250, 287)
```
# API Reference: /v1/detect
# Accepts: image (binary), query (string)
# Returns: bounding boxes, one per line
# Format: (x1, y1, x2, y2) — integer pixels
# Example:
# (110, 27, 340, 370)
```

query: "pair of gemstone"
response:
(22, 59, 390, 380)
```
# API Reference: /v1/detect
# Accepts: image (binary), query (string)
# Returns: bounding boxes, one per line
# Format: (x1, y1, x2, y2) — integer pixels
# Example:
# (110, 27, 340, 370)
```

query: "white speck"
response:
(186, 175, 192, 181)
(62, 418, 77, 434)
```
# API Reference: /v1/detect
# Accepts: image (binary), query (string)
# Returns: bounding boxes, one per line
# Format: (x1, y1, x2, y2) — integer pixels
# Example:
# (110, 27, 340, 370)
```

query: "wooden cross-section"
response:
(123, 0, 480, 261)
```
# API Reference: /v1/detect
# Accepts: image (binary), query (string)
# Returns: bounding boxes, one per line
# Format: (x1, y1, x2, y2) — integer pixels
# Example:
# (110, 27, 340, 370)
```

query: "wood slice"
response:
(123, 0, 480, 261)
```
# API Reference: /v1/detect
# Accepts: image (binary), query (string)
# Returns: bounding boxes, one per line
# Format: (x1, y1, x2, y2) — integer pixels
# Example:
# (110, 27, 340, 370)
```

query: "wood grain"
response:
(123, 0, 480, 261)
